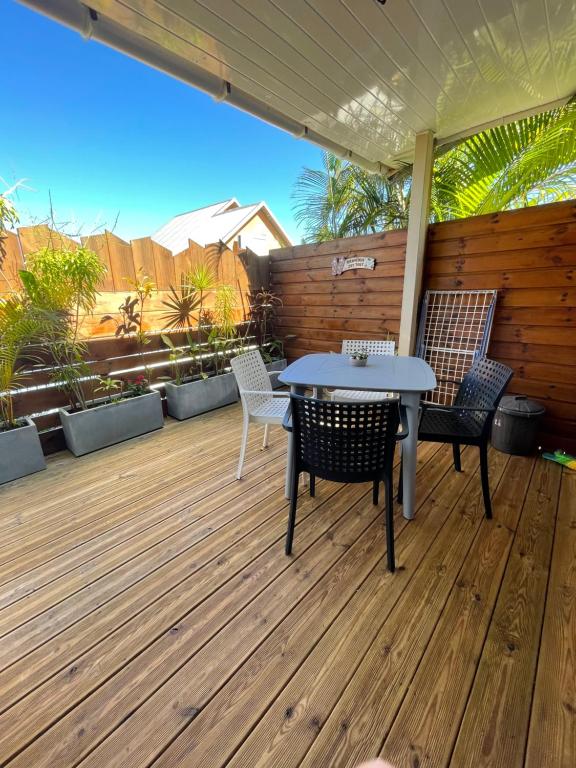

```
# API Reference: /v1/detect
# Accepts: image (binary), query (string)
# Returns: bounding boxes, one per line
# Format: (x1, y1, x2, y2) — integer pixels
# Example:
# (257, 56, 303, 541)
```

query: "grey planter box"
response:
(59, 390, 164, 457)
(266, 359, 287, 389)
(0, 417, 46, 485)
(165, 372, 238, 421)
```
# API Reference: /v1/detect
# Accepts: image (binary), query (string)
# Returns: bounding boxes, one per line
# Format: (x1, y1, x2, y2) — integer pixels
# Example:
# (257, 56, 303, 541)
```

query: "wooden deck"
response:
(0, 403, 573, 768)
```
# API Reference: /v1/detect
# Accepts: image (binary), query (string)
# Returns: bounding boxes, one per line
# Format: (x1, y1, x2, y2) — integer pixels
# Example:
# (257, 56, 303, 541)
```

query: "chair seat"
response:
(331, 389, 395, 402)
(251, 397, 290, 424)
(419, 406, 483, 441)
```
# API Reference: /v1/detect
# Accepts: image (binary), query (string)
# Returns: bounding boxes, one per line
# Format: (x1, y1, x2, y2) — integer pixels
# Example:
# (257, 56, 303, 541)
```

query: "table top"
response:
(279, 353, 437, 393)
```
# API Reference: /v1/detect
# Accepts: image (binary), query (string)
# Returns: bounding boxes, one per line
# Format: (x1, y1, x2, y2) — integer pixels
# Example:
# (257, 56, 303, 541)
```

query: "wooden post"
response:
(399, 130, 435, 355)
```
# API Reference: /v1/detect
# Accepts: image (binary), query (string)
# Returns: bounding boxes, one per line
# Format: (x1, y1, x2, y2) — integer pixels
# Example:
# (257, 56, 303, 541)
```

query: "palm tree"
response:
(293, 100, 576, 242)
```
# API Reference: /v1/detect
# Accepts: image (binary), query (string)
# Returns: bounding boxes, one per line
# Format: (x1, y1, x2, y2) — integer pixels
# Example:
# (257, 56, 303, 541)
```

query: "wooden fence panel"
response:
(270, 230, 407, 360)
(424, 198, 576, 454)
(131, 236, 159, 283)
(0, 230, 23, 292)
(152, 241, 176, 289)
(105, 231, 136, 289)
(81, 233, 115, 291)
(17, 225, 78, 255)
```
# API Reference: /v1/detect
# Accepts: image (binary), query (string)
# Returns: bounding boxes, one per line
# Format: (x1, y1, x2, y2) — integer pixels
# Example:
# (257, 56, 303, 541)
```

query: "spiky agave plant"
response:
(0, 296, 43, 428)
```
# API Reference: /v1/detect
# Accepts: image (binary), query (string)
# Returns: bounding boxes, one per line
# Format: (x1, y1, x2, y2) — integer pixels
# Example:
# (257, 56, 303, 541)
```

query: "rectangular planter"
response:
(266, 359, 287, 389)
(0, 417, 46, 485)
(165, 372, 238, 421)
(59, 390, 164, 457)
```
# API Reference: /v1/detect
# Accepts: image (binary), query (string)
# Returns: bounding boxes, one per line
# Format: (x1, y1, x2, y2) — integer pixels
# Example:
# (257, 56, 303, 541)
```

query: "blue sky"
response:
(0, 1, 321, 244)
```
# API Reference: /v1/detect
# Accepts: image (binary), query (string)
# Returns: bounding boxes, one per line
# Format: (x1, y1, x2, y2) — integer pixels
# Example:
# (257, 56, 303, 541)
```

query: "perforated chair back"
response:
(290, 395, 401, 484)
(341, 339, 395, 356)
(231, 350, 272, 413)
(454, 357, 513, 432)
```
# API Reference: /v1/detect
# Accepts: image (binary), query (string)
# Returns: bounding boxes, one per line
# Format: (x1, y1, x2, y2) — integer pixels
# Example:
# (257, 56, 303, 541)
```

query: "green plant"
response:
(161, 274, 201, 331)
(94, 376, 124, 400)
(20, 244, 106, 411)
(208, 285, 238, 375)
(124, 374, 149, 398)
(187, 260, 217, 374)
(293, 99, 576, 240)
(350, 348, 369, 361)
(247, 288, 284, 361)
(161, 334, 186, 386)
(0, 295, 43, 428)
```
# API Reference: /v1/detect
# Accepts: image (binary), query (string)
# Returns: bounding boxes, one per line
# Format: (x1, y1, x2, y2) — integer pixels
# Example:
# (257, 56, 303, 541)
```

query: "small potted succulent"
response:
(349, 348, 369, 367)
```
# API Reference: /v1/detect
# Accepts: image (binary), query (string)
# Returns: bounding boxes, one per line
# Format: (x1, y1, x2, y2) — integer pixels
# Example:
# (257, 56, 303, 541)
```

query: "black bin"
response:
(491, 395, 545, 455)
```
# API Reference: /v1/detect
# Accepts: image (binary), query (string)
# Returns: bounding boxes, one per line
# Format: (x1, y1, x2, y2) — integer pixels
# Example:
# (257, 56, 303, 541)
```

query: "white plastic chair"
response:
(230, 350, 290, 479)
(331, 339, 396, 402)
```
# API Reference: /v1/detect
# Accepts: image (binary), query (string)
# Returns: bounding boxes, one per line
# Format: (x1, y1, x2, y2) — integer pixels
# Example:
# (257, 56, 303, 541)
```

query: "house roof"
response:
(23, 1, 576, 173)
(152, 199, 291, 255)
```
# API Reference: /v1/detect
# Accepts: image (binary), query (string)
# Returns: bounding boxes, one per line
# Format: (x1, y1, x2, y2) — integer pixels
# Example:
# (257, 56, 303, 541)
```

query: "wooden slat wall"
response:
(426, 199, 576, 454)
(270, 230, 407, 359)
(270, 199, 575, 453)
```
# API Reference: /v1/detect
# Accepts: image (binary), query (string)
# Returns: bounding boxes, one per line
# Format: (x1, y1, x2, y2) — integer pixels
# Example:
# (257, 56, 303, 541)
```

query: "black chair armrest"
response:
(396, 405, 409, 440)
(282, 406, 293, 433)
(421, 402, 495, 415)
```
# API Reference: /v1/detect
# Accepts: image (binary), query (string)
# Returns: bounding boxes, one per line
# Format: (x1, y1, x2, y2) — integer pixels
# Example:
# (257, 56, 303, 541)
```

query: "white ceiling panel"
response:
(22, 0, 576, 169)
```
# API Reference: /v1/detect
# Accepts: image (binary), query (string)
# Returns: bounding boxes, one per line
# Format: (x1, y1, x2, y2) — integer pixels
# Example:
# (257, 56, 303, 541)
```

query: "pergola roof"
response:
(23, 0, 576, 171)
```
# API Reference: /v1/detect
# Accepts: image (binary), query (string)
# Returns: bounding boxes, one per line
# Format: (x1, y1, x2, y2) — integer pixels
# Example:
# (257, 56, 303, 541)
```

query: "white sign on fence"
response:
(331, 255, 376, 276)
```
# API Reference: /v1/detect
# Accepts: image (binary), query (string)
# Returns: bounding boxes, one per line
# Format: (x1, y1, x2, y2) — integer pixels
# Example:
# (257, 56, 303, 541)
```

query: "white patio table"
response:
(278, 353, 437, 520)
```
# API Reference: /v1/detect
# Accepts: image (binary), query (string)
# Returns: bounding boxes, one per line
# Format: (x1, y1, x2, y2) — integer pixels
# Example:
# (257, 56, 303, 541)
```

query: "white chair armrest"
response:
(239, 389, 290, 397)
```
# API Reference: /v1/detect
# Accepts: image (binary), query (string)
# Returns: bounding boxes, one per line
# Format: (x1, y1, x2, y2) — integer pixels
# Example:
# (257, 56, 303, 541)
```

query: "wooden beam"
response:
(399, 130, 434, 355)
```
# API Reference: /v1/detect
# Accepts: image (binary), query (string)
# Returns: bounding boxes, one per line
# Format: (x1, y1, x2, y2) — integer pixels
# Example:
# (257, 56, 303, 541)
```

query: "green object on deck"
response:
(542, 450, 576, 470)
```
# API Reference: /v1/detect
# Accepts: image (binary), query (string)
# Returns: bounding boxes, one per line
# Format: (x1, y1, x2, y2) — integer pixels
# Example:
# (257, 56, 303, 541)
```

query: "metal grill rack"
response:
(415, 289, 498, 404)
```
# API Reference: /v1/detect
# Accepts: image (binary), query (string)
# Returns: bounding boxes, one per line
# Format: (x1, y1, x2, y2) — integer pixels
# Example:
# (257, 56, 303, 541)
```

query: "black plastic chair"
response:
(283, 395, 408, 572)
(399, 357, 513, 518)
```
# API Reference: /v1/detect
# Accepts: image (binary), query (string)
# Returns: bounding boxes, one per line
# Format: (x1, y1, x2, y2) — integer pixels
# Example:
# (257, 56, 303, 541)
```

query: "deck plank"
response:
(525, 467, 576, 768)
(0, 402, 569, 768)
(448, 458, 559, 768)
(297, 450, 522, 768)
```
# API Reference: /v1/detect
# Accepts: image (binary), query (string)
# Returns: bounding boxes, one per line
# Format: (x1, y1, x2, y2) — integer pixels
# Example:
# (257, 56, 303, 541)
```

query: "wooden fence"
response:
(425, 200, 576, 454)
(270, 199, 576, 453)
(0, 226, 269, 336)
(270, 229, 407, 359)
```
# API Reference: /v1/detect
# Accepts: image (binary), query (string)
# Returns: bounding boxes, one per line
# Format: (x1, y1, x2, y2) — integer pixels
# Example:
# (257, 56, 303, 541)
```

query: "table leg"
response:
(400, 391, 421, 520)
(285, 385, 305, 499)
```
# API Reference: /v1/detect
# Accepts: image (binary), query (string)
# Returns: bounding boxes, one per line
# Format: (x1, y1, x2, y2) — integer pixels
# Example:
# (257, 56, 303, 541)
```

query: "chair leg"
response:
(397, 455, 403, 505)
(285, 470, 300, 555)
(309, 473, 316, 497)
(453, 443, 462, 472)
(236, 415, 249, 480)
(385, 472, 395, 573)
(372, 479, 379, 506)
(262, 423, 270, 449)
(479, 442, 492, 519)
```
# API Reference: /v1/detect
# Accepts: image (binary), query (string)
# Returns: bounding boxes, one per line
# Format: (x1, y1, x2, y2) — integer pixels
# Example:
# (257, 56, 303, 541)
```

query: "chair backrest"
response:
(290, 394, 400, 483)
(455, 357, 513, 430)
(341, 339, 396, 356)
(231, 350, 272, 413)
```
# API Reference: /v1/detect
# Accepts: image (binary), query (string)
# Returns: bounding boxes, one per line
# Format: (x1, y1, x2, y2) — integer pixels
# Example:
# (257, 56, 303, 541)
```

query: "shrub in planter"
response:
(0, 294, 47, 484)
(0, 417, 46, 484)
(59, 377, 164, 456)
(160, 281, 241, 420)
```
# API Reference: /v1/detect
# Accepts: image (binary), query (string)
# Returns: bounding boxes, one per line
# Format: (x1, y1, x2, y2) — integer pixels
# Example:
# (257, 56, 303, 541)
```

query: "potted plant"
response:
(0, 294, 46, 483)
(23, 247, 163, 456)
(349, 348, 369, 367)
(162, 282, 239, 420)
(58, 373, 163, 456)
(247, 288, 287, 387)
